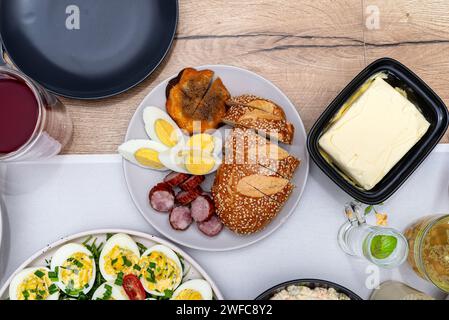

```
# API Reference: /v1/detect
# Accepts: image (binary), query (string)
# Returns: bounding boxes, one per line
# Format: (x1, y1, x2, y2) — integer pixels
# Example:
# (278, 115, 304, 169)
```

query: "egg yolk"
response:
(155, 119, 178, 147)
(173, 289, 203, 300)
(134, 148, 164, 169)
(187, 134, 215, 154)
(60, 252, 93, 294)
(184, 151, 216, 175)
(17, 269, 52, 300)
(103, 245, 139, 277)
(140, 251, 181, 293)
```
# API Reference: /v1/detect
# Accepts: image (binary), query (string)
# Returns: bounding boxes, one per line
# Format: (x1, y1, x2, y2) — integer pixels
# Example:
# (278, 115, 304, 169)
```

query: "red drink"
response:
(0, 77, 39, 153)
(0, 68, 72, 161)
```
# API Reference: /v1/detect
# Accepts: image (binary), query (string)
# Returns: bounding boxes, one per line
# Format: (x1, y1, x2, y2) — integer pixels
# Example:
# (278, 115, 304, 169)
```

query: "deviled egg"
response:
(143, 107, 184, 148)
(171, 279, 213, 300)
(118, 139, 169, 170)
(50, 243, 96, 297)
(99, 233, 140, 282)
(9, 267, 59, 300)
(92, 282, 129, 300)
(139, 245, 183, 296)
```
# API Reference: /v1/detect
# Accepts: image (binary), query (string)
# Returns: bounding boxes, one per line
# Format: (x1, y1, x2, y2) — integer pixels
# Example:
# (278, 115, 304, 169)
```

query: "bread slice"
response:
(226, 95, 286, 118)
(166, 68, 213, 115)
(212, 163, 294, 234)
(224, 128, 300, 179)
(222, 105, 294, 144)
(192, 77, 230, 131)
(166, 68, 230, 134)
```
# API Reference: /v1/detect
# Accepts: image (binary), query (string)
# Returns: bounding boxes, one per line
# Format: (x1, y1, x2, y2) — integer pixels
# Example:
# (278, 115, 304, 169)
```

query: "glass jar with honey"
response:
(405, 215, 449, 292)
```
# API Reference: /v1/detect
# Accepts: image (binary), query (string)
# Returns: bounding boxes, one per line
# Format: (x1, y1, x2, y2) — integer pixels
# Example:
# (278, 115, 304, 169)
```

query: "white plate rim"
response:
(0, 228, 224, 300)
(123, 64, 310, 251)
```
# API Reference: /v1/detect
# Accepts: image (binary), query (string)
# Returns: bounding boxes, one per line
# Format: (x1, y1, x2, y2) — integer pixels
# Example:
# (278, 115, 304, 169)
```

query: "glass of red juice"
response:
(0, 67, 73, 161)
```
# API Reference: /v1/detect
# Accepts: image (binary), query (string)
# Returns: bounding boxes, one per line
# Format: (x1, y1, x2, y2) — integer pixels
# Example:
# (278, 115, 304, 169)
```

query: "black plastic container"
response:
(255, 278, 362, 300)
(307, 57, 449, 205)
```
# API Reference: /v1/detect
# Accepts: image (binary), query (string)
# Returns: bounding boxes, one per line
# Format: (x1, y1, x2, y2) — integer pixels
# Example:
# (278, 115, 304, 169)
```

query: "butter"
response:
(319, 77, 430, 190)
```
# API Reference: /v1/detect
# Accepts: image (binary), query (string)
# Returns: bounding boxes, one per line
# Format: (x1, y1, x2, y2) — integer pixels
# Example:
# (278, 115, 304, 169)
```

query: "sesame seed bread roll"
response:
(222, 105, 294, 145)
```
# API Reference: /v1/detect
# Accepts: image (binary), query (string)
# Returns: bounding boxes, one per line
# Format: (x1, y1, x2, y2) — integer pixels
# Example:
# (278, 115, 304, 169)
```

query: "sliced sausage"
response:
(179, 175, 205, 191)
(169, 206, 193, 230)
(149, 183, 175, 213)
(175, 187, 202, 205)
(191, 195, 215, 222)
(164, 172, 191, 187)
(198, 215, 223, 237)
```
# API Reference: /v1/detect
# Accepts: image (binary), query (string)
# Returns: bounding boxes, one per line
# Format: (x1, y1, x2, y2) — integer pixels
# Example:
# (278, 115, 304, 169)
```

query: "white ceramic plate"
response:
(123, 65, 309, 251)
(0, 229, 224, 300)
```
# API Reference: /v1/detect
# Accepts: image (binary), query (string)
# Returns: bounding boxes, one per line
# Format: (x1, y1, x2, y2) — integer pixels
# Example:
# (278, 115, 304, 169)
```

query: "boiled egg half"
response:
(99, 233, 141, 282)
(92, 282, 129, 300)
(118, 139, 169, 170)
(9, 267, 59, 300)
(171, 279, 213, 300)
(50, 243, 96, 297)
(143, 106, 184, 148)
(187, 132, 222, 155)
(159, 146, 221, 176)
(139, 245, 183, 296)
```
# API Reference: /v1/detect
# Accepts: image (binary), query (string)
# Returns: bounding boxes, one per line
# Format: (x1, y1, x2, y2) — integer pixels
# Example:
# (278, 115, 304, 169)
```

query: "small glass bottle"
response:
(338, 201, 409, 268)
(370, 281, 434, 300)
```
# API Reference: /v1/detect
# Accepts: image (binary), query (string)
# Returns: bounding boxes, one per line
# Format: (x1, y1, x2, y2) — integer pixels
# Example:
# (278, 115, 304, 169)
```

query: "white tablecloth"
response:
(1, 146, 449, 299)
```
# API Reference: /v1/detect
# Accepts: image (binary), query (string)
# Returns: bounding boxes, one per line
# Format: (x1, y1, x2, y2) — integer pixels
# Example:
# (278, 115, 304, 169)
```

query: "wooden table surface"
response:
(60, 0, 449, 154)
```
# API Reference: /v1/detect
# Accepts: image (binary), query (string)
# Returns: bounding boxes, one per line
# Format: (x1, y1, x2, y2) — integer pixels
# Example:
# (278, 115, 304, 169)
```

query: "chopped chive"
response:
(133, 264, 141, 271)
(48, 284, 59, 295)
(122, 256, 132, 267)
(34, 270, 45, 278)
(115, 272, 124, 286)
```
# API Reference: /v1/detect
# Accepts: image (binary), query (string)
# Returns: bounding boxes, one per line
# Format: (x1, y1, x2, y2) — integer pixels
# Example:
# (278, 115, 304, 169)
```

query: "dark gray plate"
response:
(255, 279, 362, 300)
(0, 0, 178, 99)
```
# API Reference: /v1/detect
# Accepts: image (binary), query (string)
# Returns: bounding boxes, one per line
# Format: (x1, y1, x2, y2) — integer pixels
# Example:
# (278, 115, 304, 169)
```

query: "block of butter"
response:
(319, 77, 430, 190)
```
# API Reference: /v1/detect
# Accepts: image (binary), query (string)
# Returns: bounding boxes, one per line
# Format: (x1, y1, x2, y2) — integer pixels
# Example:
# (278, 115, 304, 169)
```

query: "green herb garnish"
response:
(48, 267, 59, 282)
(136, 242, 147, 255)
(48, 284, 59, 295)
(100, 284, 113, 300)
(34, 270, 45, 278)
(133, 264, 141, 271)
(370, 235, 398, 259)
(122, 256, 132, 267)
(115, 272, 124, 286)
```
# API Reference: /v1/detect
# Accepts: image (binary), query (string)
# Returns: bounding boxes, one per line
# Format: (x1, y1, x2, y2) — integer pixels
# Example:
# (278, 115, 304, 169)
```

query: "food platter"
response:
(0, 229, 224, 300)
(123, 65, 309, 251)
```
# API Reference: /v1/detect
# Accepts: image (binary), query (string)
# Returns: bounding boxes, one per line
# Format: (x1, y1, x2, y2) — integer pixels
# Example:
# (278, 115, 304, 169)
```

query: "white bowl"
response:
(0, 229, 224, 300)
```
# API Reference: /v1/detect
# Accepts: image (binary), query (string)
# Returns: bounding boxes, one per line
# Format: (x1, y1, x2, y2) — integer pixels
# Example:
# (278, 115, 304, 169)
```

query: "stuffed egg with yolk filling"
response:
(143, 106, 184, 148)
(99, 233, 141, 282)
(9, 267, 59, 300)
(171, 279, 213, 300)
(159, 145, 221, 176)
(139, 245, 183, 296)
(92, 282, 129, 300)
(50, 243, 96, 297)
(118, 139, 169, 170)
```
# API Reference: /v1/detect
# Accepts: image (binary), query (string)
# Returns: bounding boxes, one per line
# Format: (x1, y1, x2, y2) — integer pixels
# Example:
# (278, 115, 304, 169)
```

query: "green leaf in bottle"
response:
(370, 235, 398, 259)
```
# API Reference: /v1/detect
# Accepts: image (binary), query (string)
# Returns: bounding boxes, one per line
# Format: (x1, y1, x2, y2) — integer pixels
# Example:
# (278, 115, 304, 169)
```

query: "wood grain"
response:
(60, 0, 449, 154)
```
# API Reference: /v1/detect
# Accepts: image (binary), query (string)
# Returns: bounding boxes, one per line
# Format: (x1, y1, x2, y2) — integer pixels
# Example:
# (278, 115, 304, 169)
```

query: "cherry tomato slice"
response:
(122, 274, 146, 300)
